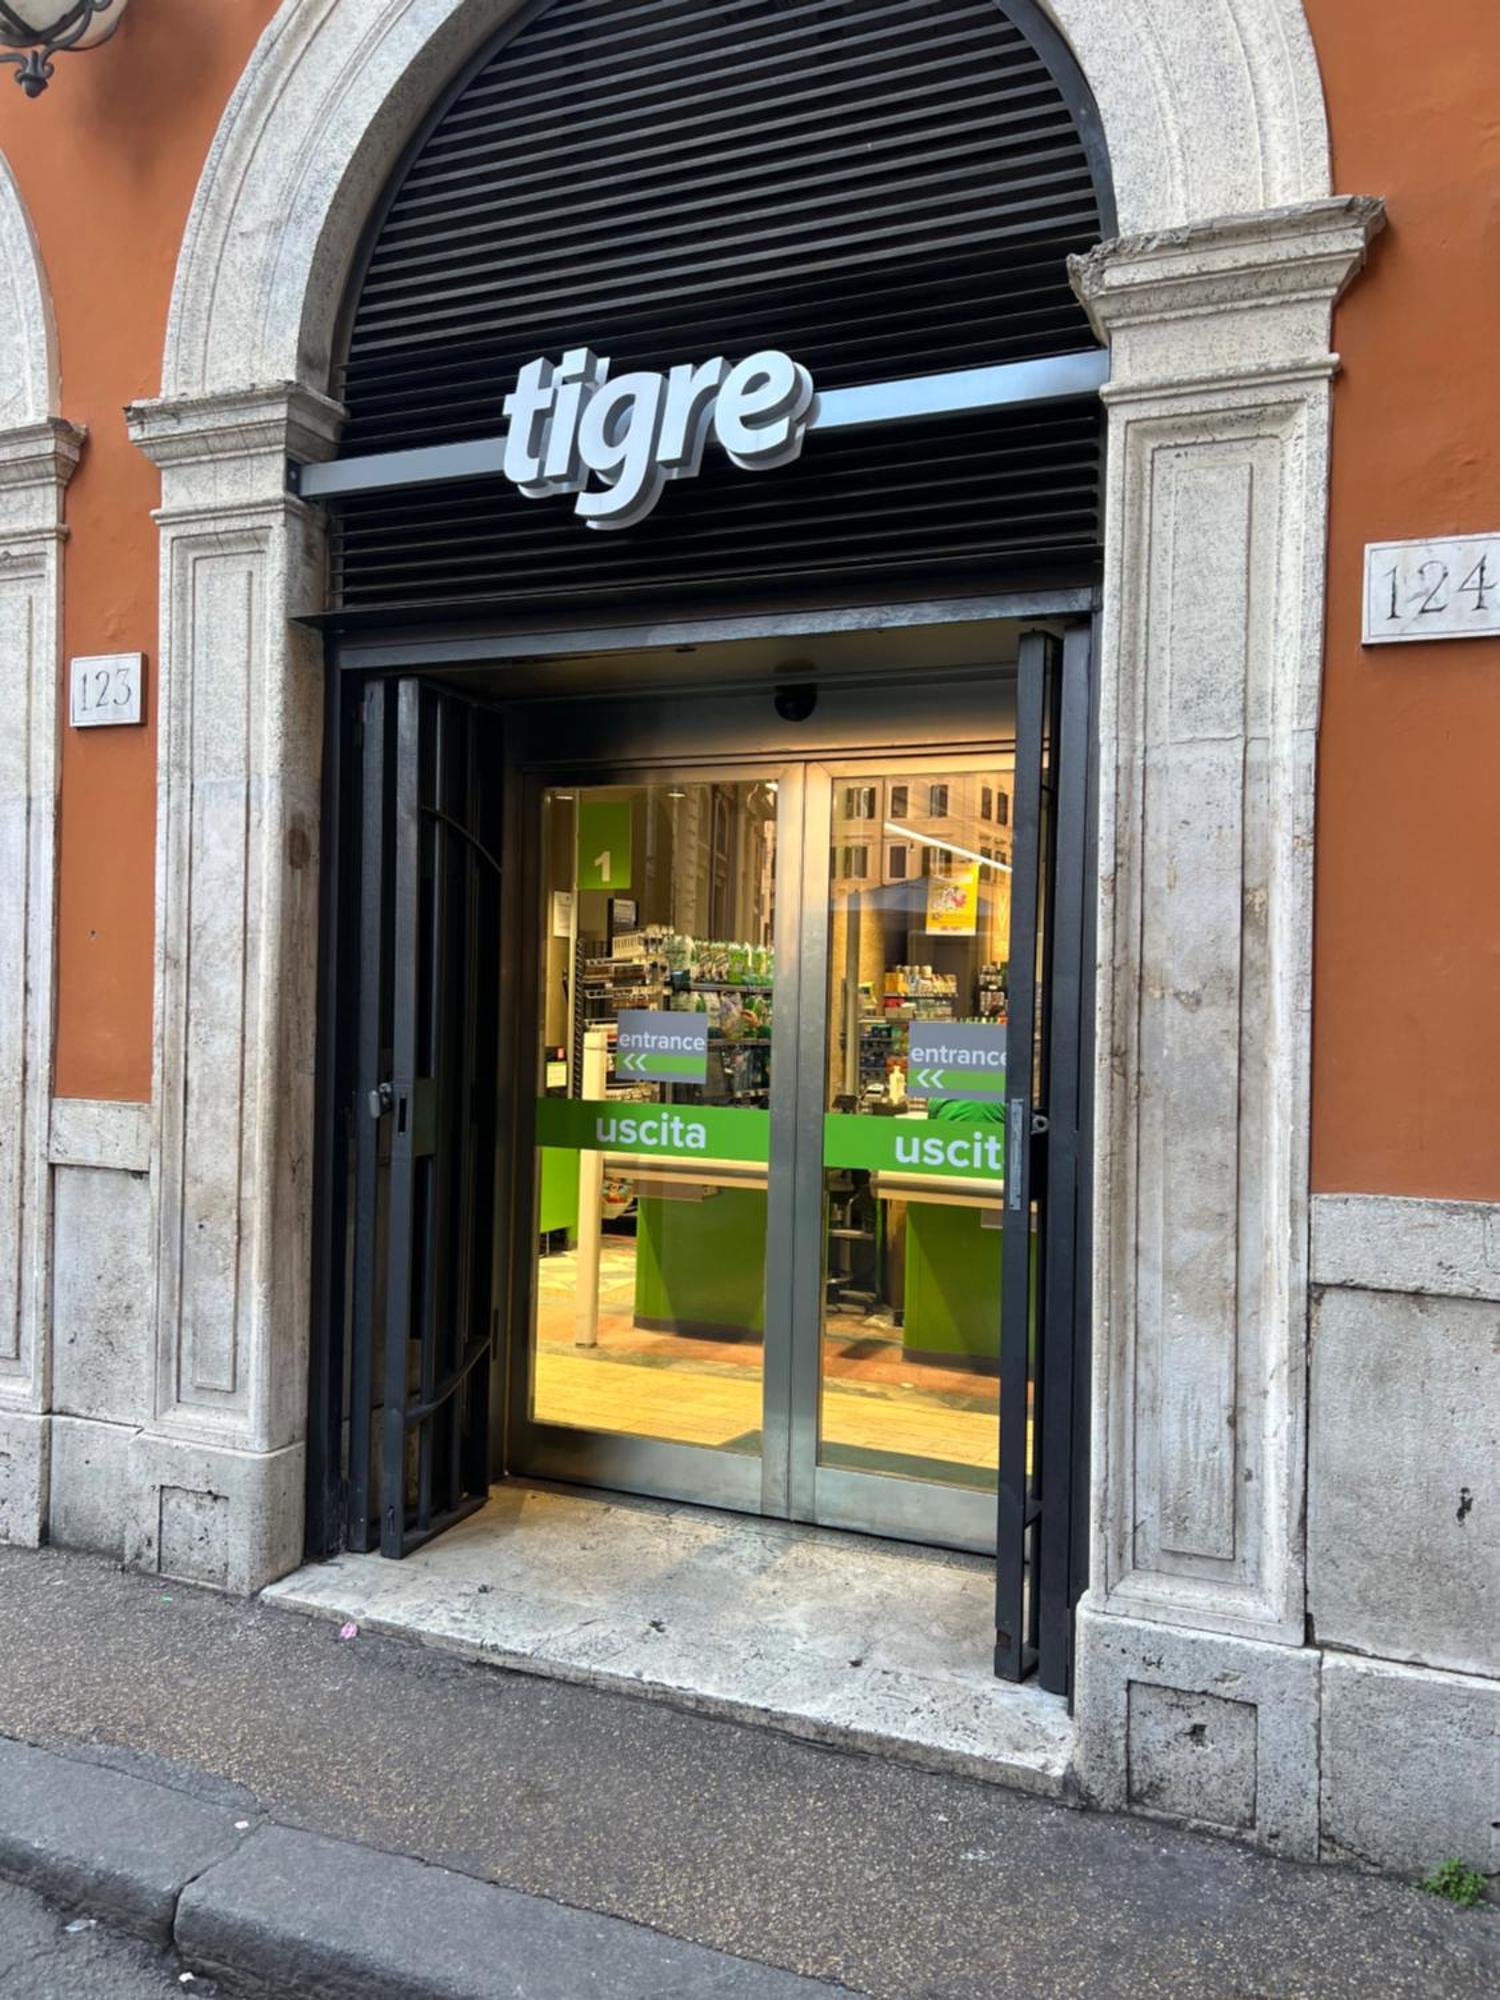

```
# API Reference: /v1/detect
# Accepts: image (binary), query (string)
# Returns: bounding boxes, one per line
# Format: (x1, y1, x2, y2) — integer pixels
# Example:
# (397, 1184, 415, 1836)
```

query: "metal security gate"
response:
(995, 626, 1094, 1692)
(342, 680, 505, 1557)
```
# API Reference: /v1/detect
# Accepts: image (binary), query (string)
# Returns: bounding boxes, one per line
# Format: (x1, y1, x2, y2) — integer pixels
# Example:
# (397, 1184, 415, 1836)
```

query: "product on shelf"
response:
(582, 929, 775, 1103)
(978, 960, 1009, 1019)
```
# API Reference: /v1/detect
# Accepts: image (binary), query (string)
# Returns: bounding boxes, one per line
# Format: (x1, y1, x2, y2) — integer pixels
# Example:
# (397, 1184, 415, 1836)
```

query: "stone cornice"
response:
(126, 383, 345, 471)
(0, 419, 85, 492)
(1072, 197, 1387, 340)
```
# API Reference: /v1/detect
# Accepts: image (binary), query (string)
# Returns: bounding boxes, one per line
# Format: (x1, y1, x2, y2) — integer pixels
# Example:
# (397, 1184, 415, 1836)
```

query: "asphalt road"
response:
(0, 1876, 219, 1998)
(0, 1547, 1496, 2000)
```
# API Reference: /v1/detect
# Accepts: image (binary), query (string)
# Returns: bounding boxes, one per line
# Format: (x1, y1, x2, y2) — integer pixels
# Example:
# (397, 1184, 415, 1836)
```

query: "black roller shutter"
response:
(331, 0, 1111, 621)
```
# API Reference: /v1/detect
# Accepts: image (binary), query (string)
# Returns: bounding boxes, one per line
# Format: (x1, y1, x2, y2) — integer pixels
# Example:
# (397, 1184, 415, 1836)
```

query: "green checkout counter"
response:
(540, 1123, 1006, 1367)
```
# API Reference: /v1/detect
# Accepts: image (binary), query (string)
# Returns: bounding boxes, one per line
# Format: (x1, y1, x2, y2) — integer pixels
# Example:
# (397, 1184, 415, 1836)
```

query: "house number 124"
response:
(1364, 535, 1500, 645)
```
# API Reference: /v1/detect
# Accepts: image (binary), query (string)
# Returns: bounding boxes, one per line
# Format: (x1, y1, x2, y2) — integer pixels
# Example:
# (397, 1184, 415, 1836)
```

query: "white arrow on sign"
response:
(912, 1067, 944, 1091)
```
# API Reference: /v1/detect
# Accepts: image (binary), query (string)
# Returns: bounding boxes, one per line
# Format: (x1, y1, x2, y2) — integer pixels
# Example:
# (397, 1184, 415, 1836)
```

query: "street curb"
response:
(0, 1734, 247, 1946)
(0, 1734, 857, 1999)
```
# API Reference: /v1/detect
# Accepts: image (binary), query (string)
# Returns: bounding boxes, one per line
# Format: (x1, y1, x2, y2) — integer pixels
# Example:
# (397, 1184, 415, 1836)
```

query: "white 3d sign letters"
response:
(502, 347, 815, 530)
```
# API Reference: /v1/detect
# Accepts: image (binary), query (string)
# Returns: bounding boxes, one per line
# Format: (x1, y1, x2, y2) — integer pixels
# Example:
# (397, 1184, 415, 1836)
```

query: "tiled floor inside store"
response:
(533, 1238, 1004, 1478)
(265, 1484, 1072, 1794)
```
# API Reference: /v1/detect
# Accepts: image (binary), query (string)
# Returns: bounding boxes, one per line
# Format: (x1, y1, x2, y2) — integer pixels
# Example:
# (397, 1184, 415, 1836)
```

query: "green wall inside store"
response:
(538, 1147, 580, 1239)
(635, 1188, 767, 1339)
(903, 1201, 1003, 1360)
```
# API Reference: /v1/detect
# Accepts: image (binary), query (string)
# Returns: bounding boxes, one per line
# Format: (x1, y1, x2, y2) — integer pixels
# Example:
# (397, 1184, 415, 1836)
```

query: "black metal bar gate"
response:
(995, 625, 1094, 1693)
(326, 679, 507, 1558)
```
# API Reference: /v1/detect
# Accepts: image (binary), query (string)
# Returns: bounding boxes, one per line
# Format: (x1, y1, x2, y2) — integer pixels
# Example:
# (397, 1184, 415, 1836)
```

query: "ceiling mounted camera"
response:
(773, 678, 818, 723)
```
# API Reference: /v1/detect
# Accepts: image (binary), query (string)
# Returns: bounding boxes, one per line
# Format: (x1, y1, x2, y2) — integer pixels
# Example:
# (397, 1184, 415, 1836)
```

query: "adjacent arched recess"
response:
(131, 0, 1389, 1860)
(161, 0, 1334, 402)
(0, 155, 58, 427)
(0, 150, 79, 1550)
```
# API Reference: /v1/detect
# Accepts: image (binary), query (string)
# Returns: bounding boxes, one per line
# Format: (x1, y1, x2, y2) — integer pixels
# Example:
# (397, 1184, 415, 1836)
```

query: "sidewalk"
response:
(0, 1736, 839, 1998)
(0, 1546, 1496, 1999)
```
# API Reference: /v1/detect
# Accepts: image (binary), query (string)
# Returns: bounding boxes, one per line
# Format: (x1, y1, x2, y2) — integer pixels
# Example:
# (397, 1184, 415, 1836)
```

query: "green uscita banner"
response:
(535, 1098, 770, 1162)
(822, 1114, 1006, 1182)
(535, 1098, 1005, 1184)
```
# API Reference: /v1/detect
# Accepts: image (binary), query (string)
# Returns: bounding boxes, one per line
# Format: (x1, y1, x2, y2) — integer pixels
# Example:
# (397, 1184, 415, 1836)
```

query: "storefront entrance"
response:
(310, 614, 1094, 1688)
(519, 737, 1021, 1555)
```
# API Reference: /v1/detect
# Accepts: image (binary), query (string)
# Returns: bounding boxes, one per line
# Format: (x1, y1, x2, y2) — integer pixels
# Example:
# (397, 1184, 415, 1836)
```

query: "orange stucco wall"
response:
(1306, 0, 1500, 1198)
(3, 2, 1498, 1194)
(0, 0, 277, 1102)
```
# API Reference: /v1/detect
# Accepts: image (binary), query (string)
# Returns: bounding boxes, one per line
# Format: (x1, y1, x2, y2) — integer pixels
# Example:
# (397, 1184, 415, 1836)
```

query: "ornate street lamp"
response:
(0, 1, 129, 98)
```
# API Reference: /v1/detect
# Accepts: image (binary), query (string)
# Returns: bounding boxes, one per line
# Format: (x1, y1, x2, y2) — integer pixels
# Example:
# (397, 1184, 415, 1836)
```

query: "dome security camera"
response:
(773, 683, 817, 723)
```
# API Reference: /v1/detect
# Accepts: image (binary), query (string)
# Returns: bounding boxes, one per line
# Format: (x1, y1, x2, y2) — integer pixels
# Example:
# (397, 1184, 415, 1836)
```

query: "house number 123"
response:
(69, 653, 145, 728)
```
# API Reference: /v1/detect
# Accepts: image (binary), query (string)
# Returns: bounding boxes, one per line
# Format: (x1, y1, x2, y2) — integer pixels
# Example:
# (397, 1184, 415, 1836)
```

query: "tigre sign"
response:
(502, 346, 815, 530)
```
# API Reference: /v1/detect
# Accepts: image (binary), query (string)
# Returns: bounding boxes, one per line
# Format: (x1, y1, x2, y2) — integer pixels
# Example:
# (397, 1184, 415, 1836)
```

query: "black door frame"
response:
(305, 593, 1099, 1691)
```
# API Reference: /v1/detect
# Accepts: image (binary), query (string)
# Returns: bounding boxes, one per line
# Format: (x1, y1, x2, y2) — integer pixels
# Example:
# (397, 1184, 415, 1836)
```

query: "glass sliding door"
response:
(507, 661, 1072, 1572)
(799, 754, 1022, 1553)
(513, 768, 793, 1513)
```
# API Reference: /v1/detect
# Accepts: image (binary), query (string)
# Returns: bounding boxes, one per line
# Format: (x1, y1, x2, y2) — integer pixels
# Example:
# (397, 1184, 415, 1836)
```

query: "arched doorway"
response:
(308, 0, 1112, 1691)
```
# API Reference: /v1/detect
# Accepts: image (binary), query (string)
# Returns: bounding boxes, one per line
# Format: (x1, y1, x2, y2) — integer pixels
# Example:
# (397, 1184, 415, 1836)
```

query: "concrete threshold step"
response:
(0, 1735, 856, 1999)
(262, 1484, 1074, 1798)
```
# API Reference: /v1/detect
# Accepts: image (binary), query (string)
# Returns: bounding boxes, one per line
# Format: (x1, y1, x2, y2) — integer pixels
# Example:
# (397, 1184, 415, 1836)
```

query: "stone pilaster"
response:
(1070, 198, 1384, 1854)
(0, 421, 83, 1545)
(121, 384, 343, 1589)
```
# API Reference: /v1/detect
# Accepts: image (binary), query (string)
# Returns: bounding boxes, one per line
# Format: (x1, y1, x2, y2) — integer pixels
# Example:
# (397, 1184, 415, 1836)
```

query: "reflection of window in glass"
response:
(928, 849, 953, 878)
(843, 785, 876, 821)
(842, 844, 869, 880)
(928, 783, 949, 818)
(981, 786, 993, 820)
(889, 784, 909, 819)
(888, 844, 908, 881)
(981, 843, 993, 862)
(996, 790, 1010, 827)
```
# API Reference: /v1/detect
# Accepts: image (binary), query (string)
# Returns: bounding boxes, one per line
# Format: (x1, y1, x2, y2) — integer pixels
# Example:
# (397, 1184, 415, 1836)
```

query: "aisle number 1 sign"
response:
(577, 799, 633, 891)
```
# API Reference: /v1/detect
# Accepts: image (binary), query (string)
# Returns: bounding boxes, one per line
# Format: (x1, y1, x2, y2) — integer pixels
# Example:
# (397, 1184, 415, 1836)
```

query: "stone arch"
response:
(0, 152, 58, 426)
(160, 0, 1334, 404)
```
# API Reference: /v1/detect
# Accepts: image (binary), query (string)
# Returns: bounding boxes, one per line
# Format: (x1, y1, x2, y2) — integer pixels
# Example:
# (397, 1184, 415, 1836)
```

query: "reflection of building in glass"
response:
(832, 772, 1016, 890)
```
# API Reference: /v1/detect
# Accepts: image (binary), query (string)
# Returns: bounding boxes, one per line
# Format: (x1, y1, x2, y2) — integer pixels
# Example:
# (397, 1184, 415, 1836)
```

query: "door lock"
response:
(367, 1081, 394, 1121)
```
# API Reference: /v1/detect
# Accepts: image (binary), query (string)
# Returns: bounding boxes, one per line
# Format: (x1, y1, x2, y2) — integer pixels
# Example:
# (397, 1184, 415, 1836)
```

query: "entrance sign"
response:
(617, 1010, 709, 1083)
(576, 798, 632, 891)
(1364, 533, 1500, 644)
(536, 1097, 768, 1163)
(503, 347, 815, 530)
(908, 1024, 1006, 1102)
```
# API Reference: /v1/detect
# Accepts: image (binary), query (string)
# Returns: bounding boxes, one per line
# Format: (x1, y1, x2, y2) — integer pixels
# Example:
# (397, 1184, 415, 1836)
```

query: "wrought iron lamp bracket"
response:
(0, 1, 122, 97)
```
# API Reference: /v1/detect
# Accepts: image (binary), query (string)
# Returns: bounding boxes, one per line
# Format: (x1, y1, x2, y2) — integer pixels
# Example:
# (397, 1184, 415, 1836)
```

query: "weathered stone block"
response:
(51, 1165, 153, 1426)
(158, 1485, 231, 1588)
(124, 1433, 305, 1594)
(1310, 1286, 1498, 1677)
(1127, 1683, 1257, 1830)
(1321, 1653, 1500, 1886)
(0, 1408, 47, 1546)
(1075, 1601, 1320, 1858)
(48, 1414, 136, 1560)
